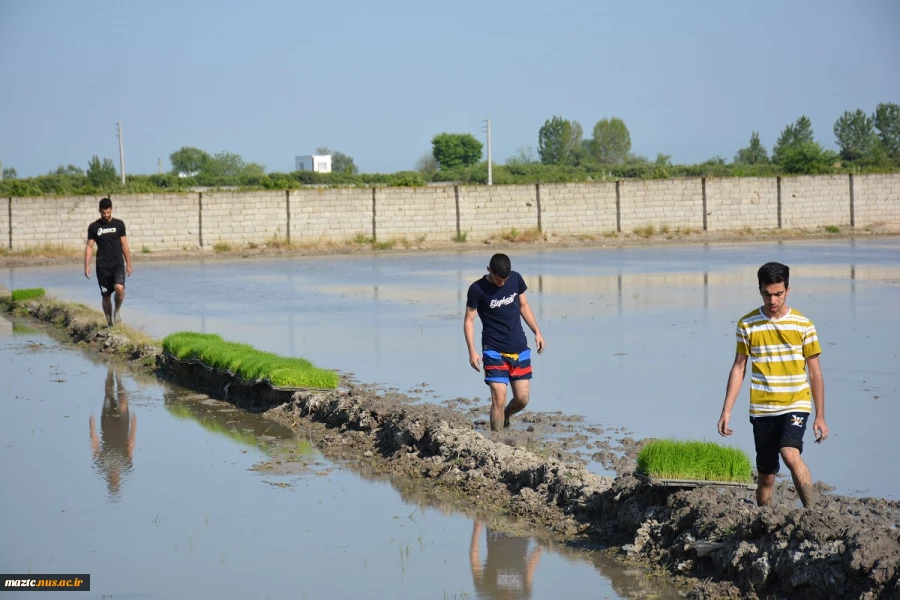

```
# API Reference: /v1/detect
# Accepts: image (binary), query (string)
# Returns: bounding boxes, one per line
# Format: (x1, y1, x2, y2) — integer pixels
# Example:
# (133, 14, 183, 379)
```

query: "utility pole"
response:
(0, 160, 3, 181)
(117, 122, 126, 184)
(483, 118, 492, 186)
(158, 157, 162, 174)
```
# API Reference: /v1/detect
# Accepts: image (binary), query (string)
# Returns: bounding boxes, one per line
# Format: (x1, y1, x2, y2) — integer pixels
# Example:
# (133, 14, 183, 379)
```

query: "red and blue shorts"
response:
(483, 348, 532, 385)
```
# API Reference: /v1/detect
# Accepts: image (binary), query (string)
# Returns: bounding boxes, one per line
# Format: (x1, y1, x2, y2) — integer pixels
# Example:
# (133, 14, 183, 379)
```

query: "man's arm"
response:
(717, 353, 748, 436)
(464, 307, 481, 372)
(807, 354, 828, 442)
(121, 235, 133, 276)
(518, 292, 545, 354)
(84, 239, 95, 278)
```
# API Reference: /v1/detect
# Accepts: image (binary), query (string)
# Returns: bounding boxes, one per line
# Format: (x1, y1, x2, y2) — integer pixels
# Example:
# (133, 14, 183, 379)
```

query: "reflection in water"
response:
(471, 520, 541, 600)
(89, 369, 136, 502)
(163, 390, 306, 454)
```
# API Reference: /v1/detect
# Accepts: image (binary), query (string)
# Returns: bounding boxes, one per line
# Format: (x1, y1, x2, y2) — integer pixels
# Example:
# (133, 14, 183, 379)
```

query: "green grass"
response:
(636, 439, 753, 483)
(825, 225, 841, 234)
(162, 332, 340, 389)
(11, 288, 46, 302)
(213, 242, 231, 252)
(453, 232, 468, 243)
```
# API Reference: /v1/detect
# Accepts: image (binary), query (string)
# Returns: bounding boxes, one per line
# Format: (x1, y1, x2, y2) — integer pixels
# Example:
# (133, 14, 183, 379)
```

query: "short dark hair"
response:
(758, 262, 790, 288)
(489, 253, 512, 278)
(99, 197, 112, 210)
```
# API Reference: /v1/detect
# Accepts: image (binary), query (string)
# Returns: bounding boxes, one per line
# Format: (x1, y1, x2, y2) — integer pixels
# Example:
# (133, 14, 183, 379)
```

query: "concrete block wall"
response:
(619, 178, 704, 233)
(113, 193, 200, 251)
(290, 188, 372, 243)
(5, 173, 899, 251)
(855, 174, 900, 227)
(706, 177, 778, 231)
(540, 182, 617, 236)
(11, 195, 100, 249)
(377, 186, 457, 240)
(458, 185, 538, 239)
(201, 191, 287, 247)
(1, 198, 9, 249)
(781, 175, 850, 228)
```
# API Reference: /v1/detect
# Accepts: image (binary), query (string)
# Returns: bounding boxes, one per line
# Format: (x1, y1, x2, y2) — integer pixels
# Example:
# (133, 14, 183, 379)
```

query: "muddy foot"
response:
(114, 310, 122, 324)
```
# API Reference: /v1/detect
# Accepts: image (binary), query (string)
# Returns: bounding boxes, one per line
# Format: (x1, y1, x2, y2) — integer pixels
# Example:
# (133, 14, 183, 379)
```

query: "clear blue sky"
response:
(1, 0, 898, 177)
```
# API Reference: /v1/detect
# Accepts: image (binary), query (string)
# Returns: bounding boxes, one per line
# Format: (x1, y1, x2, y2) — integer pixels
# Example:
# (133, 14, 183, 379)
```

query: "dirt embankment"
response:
(6, 297, 900, 600)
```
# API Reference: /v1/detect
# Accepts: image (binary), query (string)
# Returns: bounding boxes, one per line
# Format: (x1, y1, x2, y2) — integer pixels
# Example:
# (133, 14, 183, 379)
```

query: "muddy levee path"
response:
(5, 287, 899, 600)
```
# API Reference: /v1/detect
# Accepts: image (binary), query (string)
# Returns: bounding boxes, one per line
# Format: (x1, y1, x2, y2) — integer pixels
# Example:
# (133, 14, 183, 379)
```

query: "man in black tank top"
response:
(84, 197, 133, 326)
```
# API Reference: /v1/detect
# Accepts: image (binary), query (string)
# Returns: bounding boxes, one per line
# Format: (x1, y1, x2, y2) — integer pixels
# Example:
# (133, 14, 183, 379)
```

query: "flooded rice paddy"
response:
(1, 238, 898, 597)
(0, 325, 679, 599)
(3, 239, 898, 499)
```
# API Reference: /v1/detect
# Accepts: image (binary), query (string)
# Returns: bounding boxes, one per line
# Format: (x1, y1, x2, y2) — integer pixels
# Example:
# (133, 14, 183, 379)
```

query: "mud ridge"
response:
(6, 297, 900, 600)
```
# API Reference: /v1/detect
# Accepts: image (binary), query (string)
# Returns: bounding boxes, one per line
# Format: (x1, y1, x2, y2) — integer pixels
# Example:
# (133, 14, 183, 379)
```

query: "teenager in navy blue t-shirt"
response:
(464, 253, 546, 431)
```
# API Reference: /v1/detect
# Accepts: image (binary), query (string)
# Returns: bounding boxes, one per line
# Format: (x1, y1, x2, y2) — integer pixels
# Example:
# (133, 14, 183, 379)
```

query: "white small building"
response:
(295, 154, 332, 173)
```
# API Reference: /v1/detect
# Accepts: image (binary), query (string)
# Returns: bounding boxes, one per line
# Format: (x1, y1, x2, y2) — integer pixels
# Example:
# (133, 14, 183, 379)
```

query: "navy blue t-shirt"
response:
(466, 271, 528, 353)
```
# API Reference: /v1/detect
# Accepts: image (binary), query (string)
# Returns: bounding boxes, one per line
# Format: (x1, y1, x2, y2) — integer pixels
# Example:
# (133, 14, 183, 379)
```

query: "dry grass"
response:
(633, 224, 655, 238)
(499, 227, 544, 243)
(0, 244, 81, 258)
(373, 239, 396, 250)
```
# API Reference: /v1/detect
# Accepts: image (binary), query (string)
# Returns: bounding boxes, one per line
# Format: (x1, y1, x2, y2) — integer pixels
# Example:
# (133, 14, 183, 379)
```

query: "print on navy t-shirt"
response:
(88, 218, 127, 270)
(466, 271, 528, 353)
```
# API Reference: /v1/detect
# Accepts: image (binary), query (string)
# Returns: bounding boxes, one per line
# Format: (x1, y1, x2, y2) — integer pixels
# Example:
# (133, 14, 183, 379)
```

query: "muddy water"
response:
(3, 238, 899, 499)
(0, 324, 681, 599)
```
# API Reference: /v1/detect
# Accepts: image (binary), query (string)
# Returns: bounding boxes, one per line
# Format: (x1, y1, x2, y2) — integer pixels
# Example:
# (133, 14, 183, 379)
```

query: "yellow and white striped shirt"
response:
(736, 307, 822, 417)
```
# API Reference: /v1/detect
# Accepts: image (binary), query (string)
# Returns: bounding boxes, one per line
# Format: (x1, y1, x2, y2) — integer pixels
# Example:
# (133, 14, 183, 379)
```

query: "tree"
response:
(655, 153, 673, 166)
(431, 133, 483, 170)
(205, 151, 245, 177)
(873, 102, 900, 160)
(50, 164, 85, 176)
(2, 167, 16, 179)
(589, 118, 631, 164)
(773, 116, 814, 164)
(505, 146, 538, 166)
(734, 131, 769, 164)
(834, 109, 876, 161)
(316, 147, 358, 174)
(170, 146, 211, 176)
(777, 142, 838, 175)
(86, 156, 117, 187)
(242, 162, 266, 179)
(537, 116, 576, 165)
(415, 151, 440, 173)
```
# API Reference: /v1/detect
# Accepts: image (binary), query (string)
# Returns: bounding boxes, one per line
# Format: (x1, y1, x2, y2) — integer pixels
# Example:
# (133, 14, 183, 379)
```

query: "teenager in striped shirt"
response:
(717, 262, 829, 508)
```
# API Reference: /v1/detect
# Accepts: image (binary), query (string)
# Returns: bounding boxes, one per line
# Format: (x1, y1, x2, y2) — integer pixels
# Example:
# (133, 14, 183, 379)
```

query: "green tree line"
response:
(2, 104, 898, 197)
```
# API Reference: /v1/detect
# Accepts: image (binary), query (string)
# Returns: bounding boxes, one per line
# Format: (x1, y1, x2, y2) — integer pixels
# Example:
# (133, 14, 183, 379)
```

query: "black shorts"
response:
(97, 264, 126, 297)
(750, 411, 809, 475)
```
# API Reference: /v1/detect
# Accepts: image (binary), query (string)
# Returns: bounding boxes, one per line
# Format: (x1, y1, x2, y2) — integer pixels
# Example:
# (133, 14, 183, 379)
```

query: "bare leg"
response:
(101, 295, 113, 326)
(113, 284, 125, 323)
(505, 379, 531, 427)
(488, 382, 508, 432)
(781, 447, 815, 507)
(756, 473, 776, 507)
